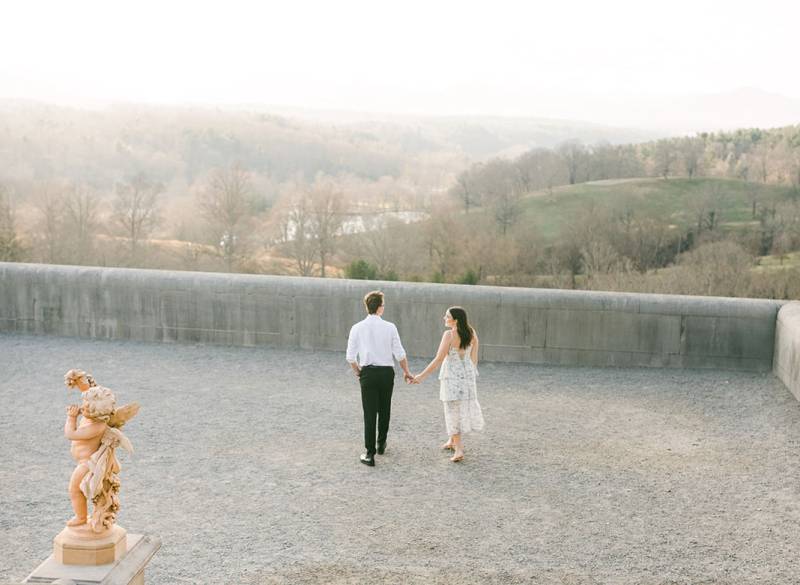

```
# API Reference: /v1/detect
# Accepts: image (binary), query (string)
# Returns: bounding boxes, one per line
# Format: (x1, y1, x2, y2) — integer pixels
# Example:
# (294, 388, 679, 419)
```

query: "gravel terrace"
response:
(1, 333, 799, 585)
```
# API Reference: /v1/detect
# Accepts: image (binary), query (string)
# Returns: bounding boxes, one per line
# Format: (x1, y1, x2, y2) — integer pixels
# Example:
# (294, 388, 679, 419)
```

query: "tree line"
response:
(450, 127, 800, 230)
(343, 125, 800, 298)
(3, 101, 800, 300)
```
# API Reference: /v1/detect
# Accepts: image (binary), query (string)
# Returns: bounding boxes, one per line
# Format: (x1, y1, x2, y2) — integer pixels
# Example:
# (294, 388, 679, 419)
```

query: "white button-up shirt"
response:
(346, 314, 407, 367)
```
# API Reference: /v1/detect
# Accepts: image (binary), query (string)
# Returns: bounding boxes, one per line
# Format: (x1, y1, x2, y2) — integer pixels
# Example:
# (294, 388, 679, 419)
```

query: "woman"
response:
(413, 306, 484, 462)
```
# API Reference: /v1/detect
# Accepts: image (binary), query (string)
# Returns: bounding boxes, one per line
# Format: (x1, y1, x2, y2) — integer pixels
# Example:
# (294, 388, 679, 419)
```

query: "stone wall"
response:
(773, 302, 800, 400)
(0, 262, 784, 371)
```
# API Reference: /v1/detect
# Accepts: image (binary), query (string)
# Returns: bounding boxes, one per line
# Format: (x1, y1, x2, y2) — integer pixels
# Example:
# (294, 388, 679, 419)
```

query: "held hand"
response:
(403, 372, 414, 384)
(66, 405, 80, 418)
(412, 373, 423, 384)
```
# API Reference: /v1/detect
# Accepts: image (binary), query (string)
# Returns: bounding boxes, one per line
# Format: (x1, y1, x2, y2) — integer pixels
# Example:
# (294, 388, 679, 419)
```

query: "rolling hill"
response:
(466, 177, 797, 242)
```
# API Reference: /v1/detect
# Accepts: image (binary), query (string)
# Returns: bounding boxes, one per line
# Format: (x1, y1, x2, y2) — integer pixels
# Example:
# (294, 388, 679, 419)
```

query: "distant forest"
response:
(1, 101, 800, 299)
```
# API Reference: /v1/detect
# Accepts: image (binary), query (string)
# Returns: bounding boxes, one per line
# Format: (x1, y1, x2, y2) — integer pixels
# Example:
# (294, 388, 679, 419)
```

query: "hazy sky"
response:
(3, 0, 799, 121)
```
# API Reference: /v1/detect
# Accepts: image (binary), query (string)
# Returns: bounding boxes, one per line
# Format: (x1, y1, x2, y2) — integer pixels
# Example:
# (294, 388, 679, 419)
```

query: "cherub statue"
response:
(64, 386, 139, 533)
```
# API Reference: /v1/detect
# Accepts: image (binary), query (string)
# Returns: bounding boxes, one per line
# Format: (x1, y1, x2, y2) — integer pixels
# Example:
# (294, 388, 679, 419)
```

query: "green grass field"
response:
(756, 251, 800, 271)
(468, 177, 796, 242)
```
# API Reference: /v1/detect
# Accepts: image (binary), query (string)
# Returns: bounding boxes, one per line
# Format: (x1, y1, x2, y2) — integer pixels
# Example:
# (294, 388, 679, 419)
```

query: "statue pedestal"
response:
(53, 524, 127, 565)
(26, 532, 161, 585)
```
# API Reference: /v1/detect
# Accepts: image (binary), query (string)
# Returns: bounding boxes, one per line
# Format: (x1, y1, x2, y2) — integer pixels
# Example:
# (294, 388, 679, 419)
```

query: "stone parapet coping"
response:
(0, 262, 786, 373)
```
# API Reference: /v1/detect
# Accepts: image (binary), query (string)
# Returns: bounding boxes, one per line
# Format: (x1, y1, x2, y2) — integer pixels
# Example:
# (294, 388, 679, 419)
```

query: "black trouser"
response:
(359, 366, 395, 455)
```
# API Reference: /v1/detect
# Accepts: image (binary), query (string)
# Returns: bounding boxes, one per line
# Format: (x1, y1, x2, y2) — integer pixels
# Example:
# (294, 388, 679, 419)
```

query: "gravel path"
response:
(1, 334, 799, 585)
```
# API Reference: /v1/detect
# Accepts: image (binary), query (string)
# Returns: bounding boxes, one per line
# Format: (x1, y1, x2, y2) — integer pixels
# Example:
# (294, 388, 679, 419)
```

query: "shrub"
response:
(457, 269, 479, 285)
(344, 259, 377, 280)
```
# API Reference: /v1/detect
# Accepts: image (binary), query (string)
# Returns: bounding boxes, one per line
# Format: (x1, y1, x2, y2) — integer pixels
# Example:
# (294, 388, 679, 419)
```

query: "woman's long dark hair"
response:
(448, 306, 474, 349)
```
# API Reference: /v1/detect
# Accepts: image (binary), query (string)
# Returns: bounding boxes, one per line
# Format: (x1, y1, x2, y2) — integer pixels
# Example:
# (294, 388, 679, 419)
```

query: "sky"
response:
(2, 0, 800, 126)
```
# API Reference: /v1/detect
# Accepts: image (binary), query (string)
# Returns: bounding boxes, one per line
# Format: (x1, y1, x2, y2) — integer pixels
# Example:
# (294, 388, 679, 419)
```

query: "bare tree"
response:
(513, 148, 568, 194)
(688, 194, 708, 235)
(681, 137, 704, 179)
(653, 139, 675, 179)
(451, 168, 479, 213)
(687, 182, 725, 236)
(787, 147, 800, 196)
(512, 228, 543, 277)
(308, 178, 345, 277)
(276, 184, 317, 277)
(558, 140, 586, 185)
(624, 217, 671, 273)
(569, 208, 621, 278)
(701, 182, 725, 232)
(273, 177, 347, 277)
(113, 173, 162, 260)
(478, 159, 523, 235)
(560, 205, 634, 285)
(33, 183, 64, 263)
(552, 240, 583, 289)
(587, 142, 615, 181)
(679, 241, 754, 297)
(62, 183, 99, 264)
(582, 238, 623, 278)
(422, 202, 463, 280)
(755, 204, 780, 256)
(771, 200, 800, 261)
(0, 185, 23, 261)
(466, 226, 519, 284)
(199, 164, 252, 271)
(750, 142, 771, 183)
(493, 185, 522, 236)
(747, 183, 761, 219)
(357, 215, 404, 278)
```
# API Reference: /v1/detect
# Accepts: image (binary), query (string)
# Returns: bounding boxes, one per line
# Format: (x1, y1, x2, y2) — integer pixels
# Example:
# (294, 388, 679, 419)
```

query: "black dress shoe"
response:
(360, 453, 375, 467)
(377, 442, 386, 455)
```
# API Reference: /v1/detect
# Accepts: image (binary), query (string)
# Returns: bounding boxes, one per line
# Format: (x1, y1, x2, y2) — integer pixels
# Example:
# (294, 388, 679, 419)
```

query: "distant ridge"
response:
(0, 98, 662, 161)
(520, 87, 800, 135)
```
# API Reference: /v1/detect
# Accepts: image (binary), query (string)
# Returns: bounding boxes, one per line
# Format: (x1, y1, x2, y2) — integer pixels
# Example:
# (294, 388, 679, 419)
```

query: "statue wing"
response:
(107, 427, 134, 454)
(108, 402, 140, 428)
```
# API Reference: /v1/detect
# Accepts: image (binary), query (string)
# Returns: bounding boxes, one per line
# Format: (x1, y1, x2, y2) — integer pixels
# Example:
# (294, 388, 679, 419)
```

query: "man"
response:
(346, 290, 413, 467)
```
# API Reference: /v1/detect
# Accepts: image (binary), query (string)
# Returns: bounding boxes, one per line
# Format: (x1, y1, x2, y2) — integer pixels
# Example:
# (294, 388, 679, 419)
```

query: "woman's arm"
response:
(415, 331, 452, 382)
(471, 331, 479, 366)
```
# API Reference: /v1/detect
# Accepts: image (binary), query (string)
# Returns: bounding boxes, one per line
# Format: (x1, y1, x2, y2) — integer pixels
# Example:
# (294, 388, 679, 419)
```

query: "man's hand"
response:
(404, 372, 415, 384)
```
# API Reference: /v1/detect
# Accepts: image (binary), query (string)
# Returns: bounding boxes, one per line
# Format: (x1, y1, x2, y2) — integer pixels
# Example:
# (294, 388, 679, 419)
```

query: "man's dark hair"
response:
(364, 291, 384, 314)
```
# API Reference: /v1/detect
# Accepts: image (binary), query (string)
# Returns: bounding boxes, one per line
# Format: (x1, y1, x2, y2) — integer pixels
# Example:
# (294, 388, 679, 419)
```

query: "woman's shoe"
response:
(450, 452, 464, 462)
(441, 442, 454, 450)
